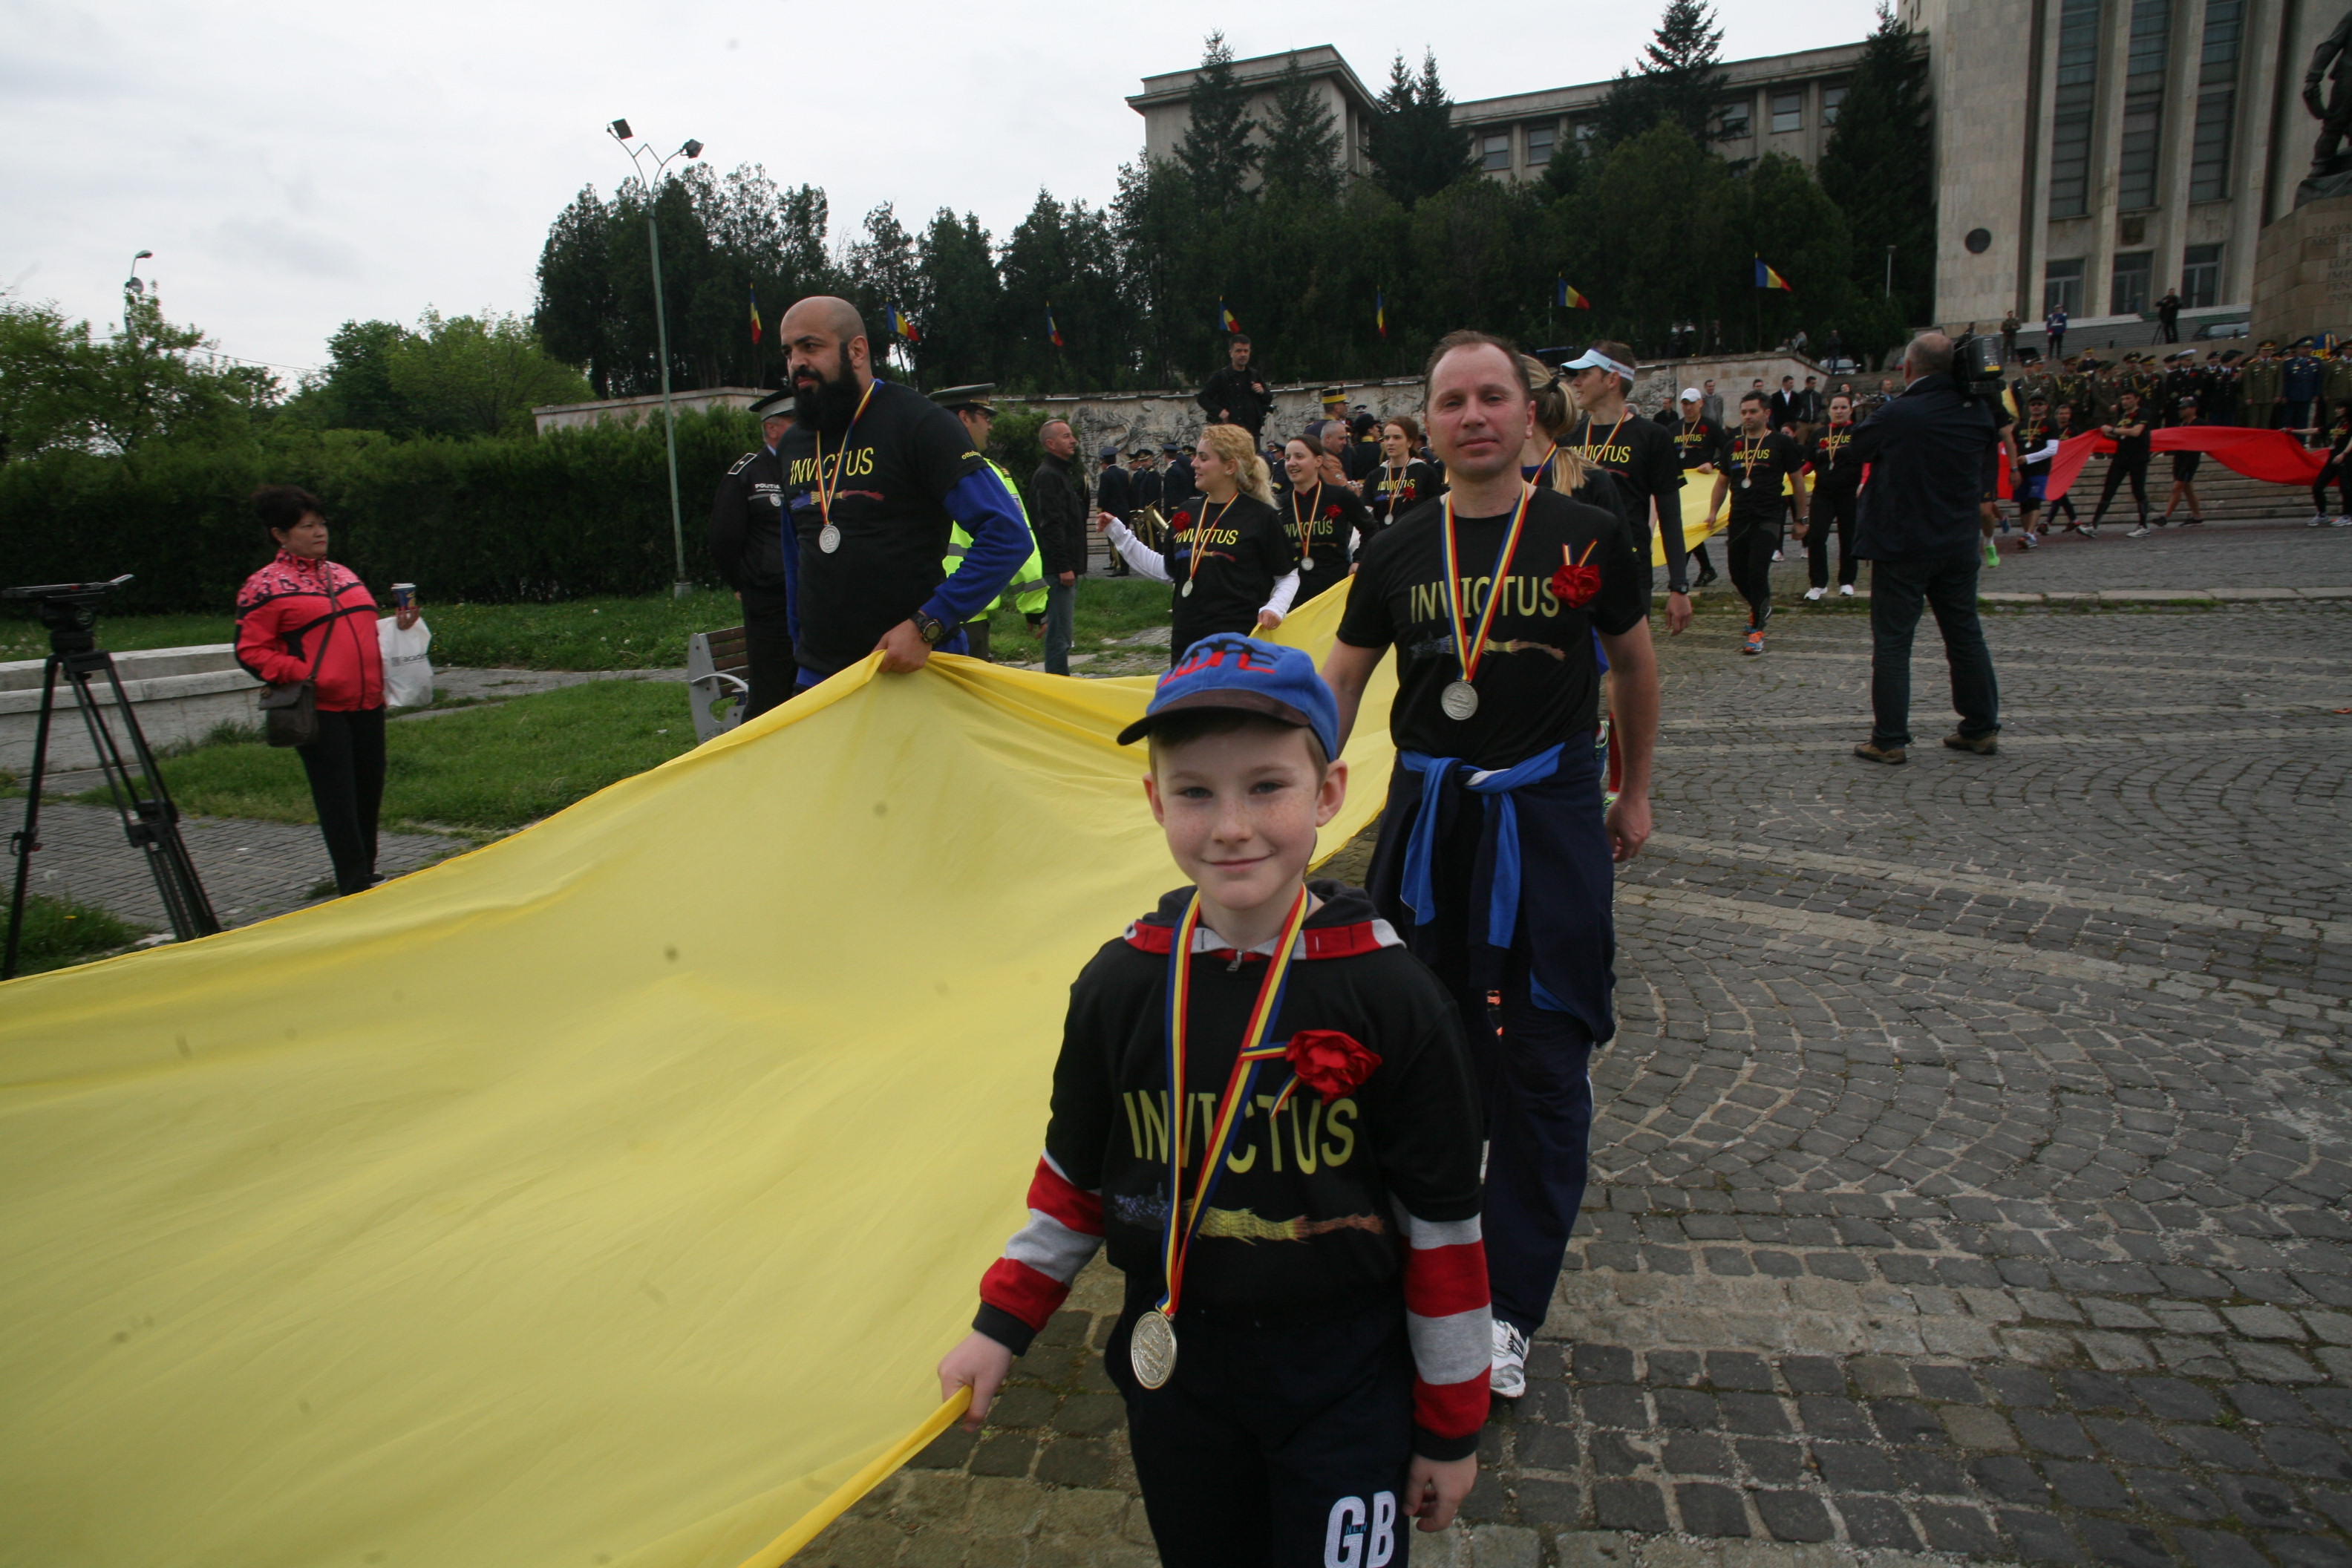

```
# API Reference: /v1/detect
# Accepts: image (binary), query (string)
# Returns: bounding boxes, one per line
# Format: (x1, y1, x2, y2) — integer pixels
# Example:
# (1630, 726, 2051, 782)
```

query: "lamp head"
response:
(682, 139, 704, 158)
(609, 118, 633, 140)
(134, 249, 153, 261)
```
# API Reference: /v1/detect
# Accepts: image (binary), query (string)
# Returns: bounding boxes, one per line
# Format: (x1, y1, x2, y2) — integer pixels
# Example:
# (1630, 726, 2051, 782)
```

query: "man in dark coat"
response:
(1031, 419, 1088, 676)
(1094, 446, 1131, 576)
(1195, 335, 1274, 437)
(1846, 333, 2002, 764)
(706, 388, 800, 716)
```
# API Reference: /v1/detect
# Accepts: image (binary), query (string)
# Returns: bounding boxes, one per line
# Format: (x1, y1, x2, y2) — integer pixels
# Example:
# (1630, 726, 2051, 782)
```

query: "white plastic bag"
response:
(378, 615, 434, 709)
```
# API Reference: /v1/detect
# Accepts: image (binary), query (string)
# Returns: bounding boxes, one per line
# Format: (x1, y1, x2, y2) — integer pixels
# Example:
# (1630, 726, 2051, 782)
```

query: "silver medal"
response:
(1181, 579, 1195, 597)
(818, 523, 841, 554)
(1131, 1308, 1177, 1389)
(1740, 477, 1751, 491)
(1300, 555, 1314, 572)
(1440, 679, 1480, 721)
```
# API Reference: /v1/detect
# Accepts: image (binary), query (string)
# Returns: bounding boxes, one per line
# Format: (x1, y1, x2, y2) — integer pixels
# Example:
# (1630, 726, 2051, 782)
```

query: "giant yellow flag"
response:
(0, 589, 1394, 1568)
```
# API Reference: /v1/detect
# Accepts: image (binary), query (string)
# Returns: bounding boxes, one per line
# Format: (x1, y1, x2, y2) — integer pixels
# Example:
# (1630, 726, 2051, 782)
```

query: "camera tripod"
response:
(3, 575, 218, 980)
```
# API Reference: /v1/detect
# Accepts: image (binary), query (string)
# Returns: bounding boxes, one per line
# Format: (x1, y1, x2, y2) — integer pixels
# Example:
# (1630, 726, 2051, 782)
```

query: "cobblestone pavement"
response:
(809, 601, 2352, 1568)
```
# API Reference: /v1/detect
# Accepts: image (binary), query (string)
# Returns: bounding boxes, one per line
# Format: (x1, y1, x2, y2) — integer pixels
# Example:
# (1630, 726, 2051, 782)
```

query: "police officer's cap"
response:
(749, 388, 795, 419)
(931, 383, 997, 415)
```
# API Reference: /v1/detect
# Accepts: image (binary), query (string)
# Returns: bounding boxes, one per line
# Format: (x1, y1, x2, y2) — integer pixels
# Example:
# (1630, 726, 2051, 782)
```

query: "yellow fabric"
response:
(0, 587, 1394, 1568)
(1651, 465, 1817, 565)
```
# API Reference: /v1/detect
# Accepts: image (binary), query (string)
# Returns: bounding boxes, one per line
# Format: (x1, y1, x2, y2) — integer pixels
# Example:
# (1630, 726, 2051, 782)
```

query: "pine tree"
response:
(1176, 33, 1261, 206)
(1261, 55, 1342, 198)
(1817, 4, 1933, 335)
(1366, 50, 1477, 206)
(1593, 0, 1727, 148)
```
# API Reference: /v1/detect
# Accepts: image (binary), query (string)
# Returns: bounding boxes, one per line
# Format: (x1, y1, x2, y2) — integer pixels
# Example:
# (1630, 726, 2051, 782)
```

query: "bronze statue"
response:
(2301, 7, 2352, 204)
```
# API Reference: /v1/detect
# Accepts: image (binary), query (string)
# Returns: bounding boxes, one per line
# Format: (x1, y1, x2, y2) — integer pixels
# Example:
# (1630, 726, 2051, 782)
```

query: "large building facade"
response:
(1130, 9, 2345, 335)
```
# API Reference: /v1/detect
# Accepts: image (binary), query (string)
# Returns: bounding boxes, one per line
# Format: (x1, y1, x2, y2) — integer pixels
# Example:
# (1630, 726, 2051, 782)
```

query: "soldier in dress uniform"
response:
(706, 387, 801, 716)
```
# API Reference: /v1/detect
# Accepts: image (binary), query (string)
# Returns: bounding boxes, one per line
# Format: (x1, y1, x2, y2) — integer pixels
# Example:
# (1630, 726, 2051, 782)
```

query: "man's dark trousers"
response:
(740, 586, 797, 719)
(1869, 551, 1999, 748)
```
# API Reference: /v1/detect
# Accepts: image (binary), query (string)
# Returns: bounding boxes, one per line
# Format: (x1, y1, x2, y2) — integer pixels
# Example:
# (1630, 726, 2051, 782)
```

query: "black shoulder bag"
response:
(260, 595, 343, 748)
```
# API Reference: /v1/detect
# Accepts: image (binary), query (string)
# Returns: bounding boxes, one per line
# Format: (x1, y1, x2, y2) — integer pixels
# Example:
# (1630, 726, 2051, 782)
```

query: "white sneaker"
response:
(1804, 586, 1825, 601)
(2127, 526, 2151, 538)
(1771, 549, 1785, 562)
(2312, 514, 2330, 528)
(2335, 515, 2352, 527)
(2082, 525, 2100, 538)
(1839, 583, 1856, 597)
(1491, 1319, 1529, 1399)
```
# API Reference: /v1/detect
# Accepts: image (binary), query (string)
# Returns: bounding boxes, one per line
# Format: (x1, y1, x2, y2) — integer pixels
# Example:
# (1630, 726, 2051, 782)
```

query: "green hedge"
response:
(1, 412, 763, 612)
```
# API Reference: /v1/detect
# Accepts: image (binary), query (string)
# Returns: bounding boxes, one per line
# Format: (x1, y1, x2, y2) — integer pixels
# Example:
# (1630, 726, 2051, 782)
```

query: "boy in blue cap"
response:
(938, 633, 1492, 1565)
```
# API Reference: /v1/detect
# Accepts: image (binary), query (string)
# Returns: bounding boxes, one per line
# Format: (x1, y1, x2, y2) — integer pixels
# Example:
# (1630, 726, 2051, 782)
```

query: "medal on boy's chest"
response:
(1134, 889, 1313, 1393)
(1434, 486, 1532, 722)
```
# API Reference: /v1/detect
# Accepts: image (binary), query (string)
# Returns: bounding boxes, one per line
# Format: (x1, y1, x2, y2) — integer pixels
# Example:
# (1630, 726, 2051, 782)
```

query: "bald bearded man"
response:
(774, 296, 1032, 683)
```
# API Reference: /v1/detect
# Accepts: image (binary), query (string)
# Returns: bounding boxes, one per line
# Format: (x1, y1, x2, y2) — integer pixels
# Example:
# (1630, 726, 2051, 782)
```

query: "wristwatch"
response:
(913, 610, 953, 646)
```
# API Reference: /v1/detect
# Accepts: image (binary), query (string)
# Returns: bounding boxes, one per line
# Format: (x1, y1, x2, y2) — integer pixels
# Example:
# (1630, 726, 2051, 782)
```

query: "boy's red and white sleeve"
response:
(973, 1151, 1103, 1356)
(1394, 1200, 1491, 1459)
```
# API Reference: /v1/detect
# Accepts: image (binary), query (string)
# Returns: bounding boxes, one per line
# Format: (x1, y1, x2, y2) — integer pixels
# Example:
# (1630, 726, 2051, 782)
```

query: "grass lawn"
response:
(6, 579, 1177, 671)
(87, 679, 699, 833)
(1, 891, 151, 976)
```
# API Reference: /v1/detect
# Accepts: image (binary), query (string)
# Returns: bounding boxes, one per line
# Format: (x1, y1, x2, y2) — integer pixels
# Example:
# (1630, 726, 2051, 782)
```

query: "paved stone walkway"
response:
(809, 599, 2352, 1568)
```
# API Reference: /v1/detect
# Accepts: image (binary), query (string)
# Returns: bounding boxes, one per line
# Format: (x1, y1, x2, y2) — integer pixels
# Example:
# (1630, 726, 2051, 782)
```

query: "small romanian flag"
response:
(748, 287, 762, 345)
(1047, 302, 1064, 349)
(1221, 300, 1241, 334)
(888, 304, 919, 346)
(1555, 276, 1591, 310)
(1376, 290, 1387, 339)
(1755, 257, 1794, 293)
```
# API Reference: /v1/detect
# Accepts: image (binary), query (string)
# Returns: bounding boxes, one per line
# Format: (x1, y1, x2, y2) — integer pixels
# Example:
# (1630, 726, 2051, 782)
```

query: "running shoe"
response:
(1984, 540, 2001, 566)
(1742, 628, 1764, 656)
(2312, 514, 2330, 528)
(1696, 566, 1719, 587)
(2082, 525, 2100, 538)
(1839, 584, 1856, 597)
(1771, 549, 1784, 562)
(2184, 516, 2204, 526)
(2335, 516, 2352, 526)
(2126, 526, 2151, 538)
(1805, 586, 1825, 601)
(1492, 1320, 1529, 1399)
(2019, 532, 2040, 550)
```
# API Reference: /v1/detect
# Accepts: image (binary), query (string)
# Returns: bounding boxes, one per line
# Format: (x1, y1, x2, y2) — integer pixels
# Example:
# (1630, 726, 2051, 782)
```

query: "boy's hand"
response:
(1404, 1453, 1477, 1531)
(937, 1332, 1016, 1432)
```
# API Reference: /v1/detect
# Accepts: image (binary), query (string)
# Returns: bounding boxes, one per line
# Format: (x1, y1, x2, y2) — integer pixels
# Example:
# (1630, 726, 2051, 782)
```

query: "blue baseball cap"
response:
(1116, 633, 1340, 761)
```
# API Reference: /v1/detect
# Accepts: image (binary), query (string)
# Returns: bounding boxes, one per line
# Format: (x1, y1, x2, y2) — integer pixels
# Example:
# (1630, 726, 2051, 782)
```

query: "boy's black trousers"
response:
(1107, 1286, 1420, 1568)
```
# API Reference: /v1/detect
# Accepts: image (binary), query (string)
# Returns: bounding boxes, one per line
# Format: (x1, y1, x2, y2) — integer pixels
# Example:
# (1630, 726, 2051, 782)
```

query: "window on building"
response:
(2049, 0, 2103, 219)
(2045, 258, 2086, 317)
(2191, 0, 2242, 200)
(1526, 121, 1556, 166)
(2116, 0, 2174, 212)
(1771, 90, 1803, 134)
(1572, 117, 1598, 147)
(1823, 84, 1849, 125)
(2182, 244, 2223, 308)
(2111, 250, 2155, 316)
(1481, 131, 1511, 171)
(1717, 99, 1752, 139)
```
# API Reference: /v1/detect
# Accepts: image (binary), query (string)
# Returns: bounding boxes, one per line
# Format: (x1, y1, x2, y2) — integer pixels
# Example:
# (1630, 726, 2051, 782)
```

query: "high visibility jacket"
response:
(946, 458, 1049, 617)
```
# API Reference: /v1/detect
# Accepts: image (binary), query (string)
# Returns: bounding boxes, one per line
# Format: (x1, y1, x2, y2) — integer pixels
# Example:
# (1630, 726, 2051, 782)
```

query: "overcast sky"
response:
(4, 0, 1883, 379)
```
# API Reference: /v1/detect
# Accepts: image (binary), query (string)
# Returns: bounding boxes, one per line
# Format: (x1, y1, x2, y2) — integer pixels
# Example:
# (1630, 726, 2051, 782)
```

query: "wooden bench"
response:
(685, 627, 751, 742)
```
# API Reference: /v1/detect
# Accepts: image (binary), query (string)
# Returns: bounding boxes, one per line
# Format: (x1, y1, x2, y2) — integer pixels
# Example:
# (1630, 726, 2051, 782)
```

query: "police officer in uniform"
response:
(707, 387, 800, 716)
(932, 384, 1049, 662)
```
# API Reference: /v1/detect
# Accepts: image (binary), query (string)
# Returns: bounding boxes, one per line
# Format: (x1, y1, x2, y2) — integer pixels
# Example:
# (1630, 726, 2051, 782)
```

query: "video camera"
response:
(1946, 331, 2009, 400)
(3, 575, 134, 656)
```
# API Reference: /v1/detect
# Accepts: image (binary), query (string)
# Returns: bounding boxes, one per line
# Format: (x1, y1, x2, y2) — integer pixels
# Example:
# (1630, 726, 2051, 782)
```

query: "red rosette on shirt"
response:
(1283, 1029, 1382, 1105)
(1551, 540, 1602, 608)
(1324, 503, 1343, 520)
(1171, 510, 1192, 530)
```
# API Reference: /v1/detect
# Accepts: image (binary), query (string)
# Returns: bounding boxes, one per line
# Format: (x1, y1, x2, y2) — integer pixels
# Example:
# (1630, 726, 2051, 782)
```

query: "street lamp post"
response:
(125, 249, 153, 297)
(607, 120, 704, 601)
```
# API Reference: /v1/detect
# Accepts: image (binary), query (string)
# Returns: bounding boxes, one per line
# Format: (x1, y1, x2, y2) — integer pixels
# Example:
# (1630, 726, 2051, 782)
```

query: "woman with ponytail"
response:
(1520, 356, 1616, 509)
(1097, 422, 1299, 662)
(1364, 414, 1443, 538)
(1276, 434, 1373, 605)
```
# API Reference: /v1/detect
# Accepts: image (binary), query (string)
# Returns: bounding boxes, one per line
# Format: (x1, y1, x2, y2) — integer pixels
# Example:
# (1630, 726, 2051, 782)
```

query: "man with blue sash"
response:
(1322, 329, 1660, 1401)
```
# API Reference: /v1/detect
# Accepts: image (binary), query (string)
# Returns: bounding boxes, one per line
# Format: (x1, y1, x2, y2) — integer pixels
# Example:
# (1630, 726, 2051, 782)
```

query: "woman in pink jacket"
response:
(234, 486, 414, 896)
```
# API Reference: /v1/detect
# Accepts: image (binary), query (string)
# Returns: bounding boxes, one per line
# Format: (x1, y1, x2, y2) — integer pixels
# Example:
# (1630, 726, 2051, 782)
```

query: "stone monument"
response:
(2253, 7, 2352, 344)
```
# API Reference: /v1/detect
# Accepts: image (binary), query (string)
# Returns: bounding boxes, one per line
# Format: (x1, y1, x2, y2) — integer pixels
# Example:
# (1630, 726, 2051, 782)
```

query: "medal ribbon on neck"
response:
(1439, 483, 1535, 690)
(1289, 480, 1321, 552)
(1578, 409, 1628, 463)
(811, 379, 878, 534)
(1153, 885, 1313, 1322)
(1183, 494, 1238, 595)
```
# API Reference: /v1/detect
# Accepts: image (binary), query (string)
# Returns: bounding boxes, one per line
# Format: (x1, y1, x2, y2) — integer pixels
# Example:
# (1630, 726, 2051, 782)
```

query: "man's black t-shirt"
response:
(1363, 459, 1444, 536)
(1808, 422, 1863, 497)
(1670, 417, 1725, 471)
(1720, 430, 1806, 528)
(777, 379, 987, 675)
(1161, 491, 1296, 659)
(1338, 486, 1647, 768)
(1273, 478, 1372, 608)
(1564, 411, 1682, 587)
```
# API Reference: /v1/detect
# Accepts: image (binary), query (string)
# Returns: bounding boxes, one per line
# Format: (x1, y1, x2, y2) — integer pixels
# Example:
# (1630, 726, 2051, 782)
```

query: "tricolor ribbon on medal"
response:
(1436, 483, 1535, 722)
(1131, 886, 1313, 1390)
(1180, 495, 1237, 598)
(811, 380, 877, 554)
